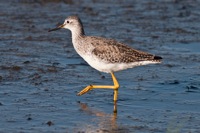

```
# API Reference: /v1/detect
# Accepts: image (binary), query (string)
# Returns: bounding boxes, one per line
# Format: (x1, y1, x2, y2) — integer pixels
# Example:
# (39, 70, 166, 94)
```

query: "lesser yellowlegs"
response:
(49, 16, 162, 111)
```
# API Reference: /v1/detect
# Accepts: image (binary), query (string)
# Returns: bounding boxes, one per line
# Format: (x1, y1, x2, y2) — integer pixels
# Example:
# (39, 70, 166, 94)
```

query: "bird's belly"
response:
(81, 54, 160, 73)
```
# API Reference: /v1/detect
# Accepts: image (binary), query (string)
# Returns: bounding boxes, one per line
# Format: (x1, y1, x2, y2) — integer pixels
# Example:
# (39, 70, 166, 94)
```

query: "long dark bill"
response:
(48, 24, 65, 32)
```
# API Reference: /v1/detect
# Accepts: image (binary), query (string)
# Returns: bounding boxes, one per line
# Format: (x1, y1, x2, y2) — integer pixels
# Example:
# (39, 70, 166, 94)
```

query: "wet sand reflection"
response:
(76, 102, 129, 133)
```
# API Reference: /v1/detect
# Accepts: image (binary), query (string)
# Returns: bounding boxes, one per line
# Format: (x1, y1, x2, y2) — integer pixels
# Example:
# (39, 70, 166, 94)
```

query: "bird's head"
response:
(48, 15, 84, 33)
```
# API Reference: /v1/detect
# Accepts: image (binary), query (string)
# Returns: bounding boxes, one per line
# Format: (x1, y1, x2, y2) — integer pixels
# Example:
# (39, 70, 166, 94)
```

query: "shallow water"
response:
(0, 0, 200, 132)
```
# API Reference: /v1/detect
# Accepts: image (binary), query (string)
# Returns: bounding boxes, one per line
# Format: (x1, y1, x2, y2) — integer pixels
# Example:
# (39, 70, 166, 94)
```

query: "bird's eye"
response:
(66, 21, 69, 23)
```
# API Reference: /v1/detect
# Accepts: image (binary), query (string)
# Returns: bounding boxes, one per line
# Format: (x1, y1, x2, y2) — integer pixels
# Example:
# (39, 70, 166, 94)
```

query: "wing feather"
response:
(91, 39, 157, 63)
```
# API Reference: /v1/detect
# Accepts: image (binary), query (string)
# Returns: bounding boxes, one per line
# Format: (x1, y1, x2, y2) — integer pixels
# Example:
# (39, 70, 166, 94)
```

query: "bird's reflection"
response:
(77, 101, 119, 132)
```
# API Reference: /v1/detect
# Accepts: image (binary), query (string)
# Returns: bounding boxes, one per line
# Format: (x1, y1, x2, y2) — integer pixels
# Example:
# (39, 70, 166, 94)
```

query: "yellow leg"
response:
(77, 72, 119, 113)
(111, 72, 119, 113)
(77, 72, 120, 101)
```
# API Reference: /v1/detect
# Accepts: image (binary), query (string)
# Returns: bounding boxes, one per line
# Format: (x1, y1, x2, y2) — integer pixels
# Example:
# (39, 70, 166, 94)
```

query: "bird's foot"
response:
(77, 85, 93, 96)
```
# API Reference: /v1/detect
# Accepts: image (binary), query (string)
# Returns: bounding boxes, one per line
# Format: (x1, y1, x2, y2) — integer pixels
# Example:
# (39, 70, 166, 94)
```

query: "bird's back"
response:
(82, 36, 161, 63)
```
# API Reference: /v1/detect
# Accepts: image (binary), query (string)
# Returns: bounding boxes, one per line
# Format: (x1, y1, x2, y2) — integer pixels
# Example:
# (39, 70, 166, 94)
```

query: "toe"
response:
(77, 85, 92, 96)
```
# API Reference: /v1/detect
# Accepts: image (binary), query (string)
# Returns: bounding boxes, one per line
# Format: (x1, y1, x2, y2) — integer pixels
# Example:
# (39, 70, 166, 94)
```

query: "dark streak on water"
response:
(0, 0, 200, 133)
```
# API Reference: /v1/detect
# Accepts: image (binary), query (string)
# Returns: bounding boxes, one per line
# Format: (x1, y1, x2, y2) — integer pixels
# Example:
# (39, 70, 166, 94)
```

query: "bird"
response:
(48, 15, 162, 109)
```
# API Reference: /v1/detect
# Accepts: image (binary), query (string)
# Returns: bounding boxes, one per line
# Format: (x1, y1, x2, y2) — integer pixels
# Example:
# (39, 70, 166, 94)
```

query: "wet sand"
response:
(0, 0, 200, 132)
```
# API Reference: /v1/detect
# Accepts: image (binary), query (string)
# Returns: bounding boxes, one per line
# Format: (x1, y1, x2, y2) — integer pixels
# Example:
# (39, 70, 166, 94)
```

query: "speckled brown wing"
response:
(92, 41, 160, 63)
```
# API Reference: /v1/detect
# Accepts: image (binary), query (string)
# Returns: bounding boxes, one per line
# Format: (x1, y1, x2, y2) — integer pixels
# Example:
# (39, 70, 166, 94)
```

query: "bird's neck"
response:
(71, 26, 85, 43)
